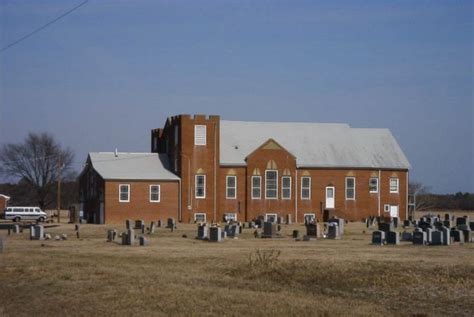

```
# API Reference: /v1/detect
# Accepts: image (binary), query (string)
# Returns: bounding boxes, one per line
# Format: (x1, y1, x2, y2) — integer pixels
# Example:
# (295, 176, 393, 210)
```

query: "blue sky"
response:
(0, 0, 472, 193)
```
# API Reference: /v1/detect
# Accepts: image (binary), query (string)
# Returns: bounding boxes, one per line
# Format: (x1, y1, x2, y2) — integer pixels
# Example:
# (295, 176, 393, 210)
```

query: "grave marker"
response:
(149, 222, 156, 234)
(327, 223, 340, 239)
(413, 231, 427, 245)
(209, 227, 222, 242)
(440, 226, 451, 246)
(127, 229, 135, 245)
(197, 224, 208, 240)
(372, 231, 385, 245)
(401, 231, 412, 242)
(263, 222, 277, 238)
(135, 220, 144, 230)
(386, 231, 400, 245)
(430, 231, 443, 246)
(125, 219, 132, 230)
(33, 225, 44, 240)
(139, 236, 149, 246)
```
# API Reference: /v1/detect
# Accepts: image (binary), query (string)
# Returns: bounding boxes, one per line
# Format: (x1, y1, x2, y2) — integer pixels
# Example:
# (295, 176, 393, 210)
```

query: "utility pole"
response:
(57, 157, 62, 224)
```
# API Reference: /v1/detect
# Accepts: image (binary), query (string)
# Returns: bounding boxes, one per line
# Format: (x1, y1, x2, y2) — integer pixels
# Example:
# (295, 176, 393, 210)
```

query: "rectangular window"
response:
(390, 178, 399, 193)
(194, 125, 206, 145)
(345, 177, 356, 200)
(226, 176, 237, 199)
(224, 213, 237, 222)
(282, 176, 291, 199)
(304, 213, 316, 223)
(119, 184, 130, 202)
(194, 213, 206, 222)
(195, 175, 206, 199)
(265, 213, 278, 223)
(301, 177, 311, 200)
(384, 204, 390, 212)
(369, 178, 379, 193)
(265, 170, 278, 199)
(149, 185, 160, 202)
(251, 176, 261, 199)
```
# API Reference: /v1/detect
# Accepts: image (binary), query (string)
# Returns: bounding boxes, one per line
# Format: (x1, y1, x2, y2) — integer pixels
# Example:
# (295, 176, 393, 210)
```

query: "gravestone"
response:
(372, 230, 385, 245)
(33, 225, 44, 240)
(221, 231, 227, 239)
(418, 221, 432, 231)
(386, 231, 400, 245)
(227, 224, 239, 237)
(263, 222, 277, 238)
(29, 225, 35, 240)
(430, 231, 443, 246)
(167, 218, 176, 229)
(197, 224, 208, 240)
(61, 234, 68, 240)
(139, 236, 148, 246)
(440, 226, 451, 246)
(450, 229, 464, 243)
(327, 223, 340, 239)
(378, 222, 392, 233)
(125, 219, 132, 230)
(127, 229, 135, 245)
(470, 222, 474, 231)
(134, 220, 144, 230)
(209, 227, 222, 242)
(456, 217, 468, 227)
(403, 220, 411, 228)
(12, 224, 20, 234)
(157, 219, 162, 227)
(401, 231, 413, 242)
(443, 220, 451, 228)
(425, 228, 434, 244)
(121, 232, 128, 245)
(292, 230, 300, 239)
(413, 231, 427, 245)
(107, 229, 117, 242)
(328, 218, 344, 235)
(0, 237, 4, 253)
(306, 223, 320, 238)
(393, 217, 399, 228)
(45, 233, 52, 240)
(149, 222, 156, 234)
(444, 213, 450, 221)
(461, 229, 472, 243)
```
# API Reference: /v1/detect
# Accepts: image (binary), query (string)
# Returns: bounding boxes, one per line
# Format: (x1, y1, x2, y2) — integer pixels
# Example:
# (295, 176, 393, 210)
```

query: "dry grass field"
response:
(0, 215, 473, 317)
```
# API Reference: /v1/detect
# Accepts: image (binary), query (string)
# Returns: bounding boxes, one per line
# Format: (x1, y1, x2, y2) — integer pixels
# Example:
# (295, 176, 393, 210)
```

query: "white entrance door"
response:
(325, 186, 335, 209)
(390, 205, 399, 218)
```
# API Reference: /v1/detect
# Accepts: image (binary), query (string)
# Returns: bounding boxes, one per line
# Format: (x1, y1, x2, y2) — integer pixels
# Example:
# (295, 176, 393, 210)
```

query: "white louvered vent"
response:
(194, 125, 207, 145)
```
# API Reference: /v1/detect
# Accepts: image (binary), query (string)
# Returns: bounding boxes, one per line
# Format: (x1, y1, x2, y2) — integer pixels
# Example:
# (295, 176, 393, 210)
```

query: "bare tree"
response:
(0, 132, 74, 209)
(409, 181, 434, 211)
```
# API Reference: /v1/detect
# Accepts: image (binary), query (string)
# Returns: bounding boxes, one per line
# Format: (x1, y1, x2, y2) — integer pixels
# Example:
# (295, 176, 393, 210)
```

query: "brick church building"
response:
(79, 114, 410, 224)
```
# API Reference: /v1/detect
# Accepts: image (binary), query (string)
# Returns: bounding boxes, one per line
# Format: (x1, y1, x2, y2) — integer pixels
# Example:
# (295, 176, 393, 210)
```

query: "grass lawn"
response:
(0, 217, 473, 316)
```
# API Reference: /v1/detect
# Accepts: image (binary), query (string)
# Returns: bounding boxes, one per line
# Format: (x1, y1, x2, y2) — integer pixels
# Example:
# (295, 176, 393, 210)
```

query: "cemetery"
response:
(0, 212, 472, 316)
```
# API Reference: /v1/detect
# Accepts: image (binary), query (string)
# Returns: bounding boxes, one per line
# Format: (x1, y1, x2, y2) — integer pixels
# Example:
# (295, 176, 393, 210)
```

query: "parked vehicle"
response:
(3, 207, 48, 222)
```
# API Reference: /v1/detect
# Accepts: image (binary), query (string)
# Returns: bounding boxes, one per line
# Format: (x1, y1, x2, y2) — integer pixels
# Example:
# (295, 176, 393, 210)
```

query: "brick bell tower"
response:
(152, 114, 220, 223)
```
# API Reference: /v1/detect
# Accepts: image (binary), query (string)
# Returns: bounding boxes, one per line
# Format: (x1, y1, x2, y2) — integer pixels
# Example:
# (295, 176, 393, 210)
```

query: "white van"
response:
(3, 207, 48, 222)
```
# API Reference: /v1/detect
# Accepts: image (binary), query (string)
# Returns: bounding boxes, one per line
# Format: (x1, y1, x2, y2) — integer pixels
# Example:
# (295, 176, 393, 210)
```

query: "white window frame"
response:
(195, 175, 206, 199)
(304, 213, 316, 222)
(384, 204, 390, 212)
(390, 178, 399, 193)
(119, 184, 130, 203)
(369, 177, 379, 193)
(226, 175, 237, 199)
(265, 213, 278, 223)
(345, 177, 356, 200)
(301, 177, 311, 200)
(194, 213, 206, 222)
(224, 213, 237, 222)
(281, 176, 291, 200)
(265, 170, 278, 199)
(251, 176, 261, 199)
(149, 184, 160, 203)
(194, 125, 207, 146)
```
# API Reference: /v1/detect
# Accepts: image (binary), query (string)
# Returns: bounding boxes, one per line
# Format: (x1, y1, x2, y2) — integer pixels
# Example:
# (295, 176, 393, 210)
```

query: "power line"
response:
(1, 0, 89, 53)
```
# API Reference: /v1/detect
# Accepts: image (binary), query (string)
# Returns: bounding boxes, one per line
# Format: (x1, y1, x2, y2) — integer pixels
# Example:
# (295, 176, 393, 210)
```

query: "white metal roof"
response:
(220, 120, 410, 169)
(88, 152, 180, 181)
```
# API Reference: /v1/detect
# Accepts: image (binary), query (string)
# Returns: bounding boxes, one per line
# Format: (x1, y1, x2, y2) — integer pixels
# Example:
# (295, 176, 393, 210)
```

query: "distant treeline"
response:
(0, 180, 78, 210)
(418, 192, 473, 211)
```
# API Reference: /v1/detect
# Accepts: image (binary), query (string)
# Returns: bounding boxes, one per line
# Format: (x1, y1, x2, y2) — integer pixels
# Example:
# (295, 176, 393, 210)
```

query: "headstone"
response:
(430, 231, 443, 246)
(167, 218, 176, 229)
(75, 224, 80, 231)
(197, 224, 208, 240)
(221, 231, 227, 239)
(157, 219, 162, 227)
(227, 224, 239, 237)
(418, 221, 432, 231)
(440, 226, 451, 245)
(45, 233, 52, 240)
(149, 222, 156, 234)
(461, 229, 472, 243)
(292, 230, 299, 239)
(413, 231, 427, 245)
(393, 217, 399, 228)
(209, 227, 222, 242)
(327, 223, 340, 239)
(372, 230, 385, 245)
(378, 222, 392, 232)
(139, 236, 149, 246)
(386, 231, 400, 245)
(12, 224, 20, 234)
(470, 222, 474, 231)
(135, 220, 144, 230)
(425, 228, 434, 244)
(61, 234, 68, 240)
(456, 217, 468, 227)
(401, 231, 412, 241)
(127, 229, 135, 245)
(403, 220, 411, 228)
(444, 213, 450, 221)
(54, 235, 61, 241)
(306, 223, 320, 238)
(443, 220, 451, 228)
(29, 225, 35, 240)
(263, 222, 277, 237)
(125, 219, 132, 230)
(0, 238, 4, 253)
(121, 232, 128, 245)
(107, 229, 116, 242)
(450, 229, 464, 243)
(328, 218, 344, 235)
(34, 225, 44, 240)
